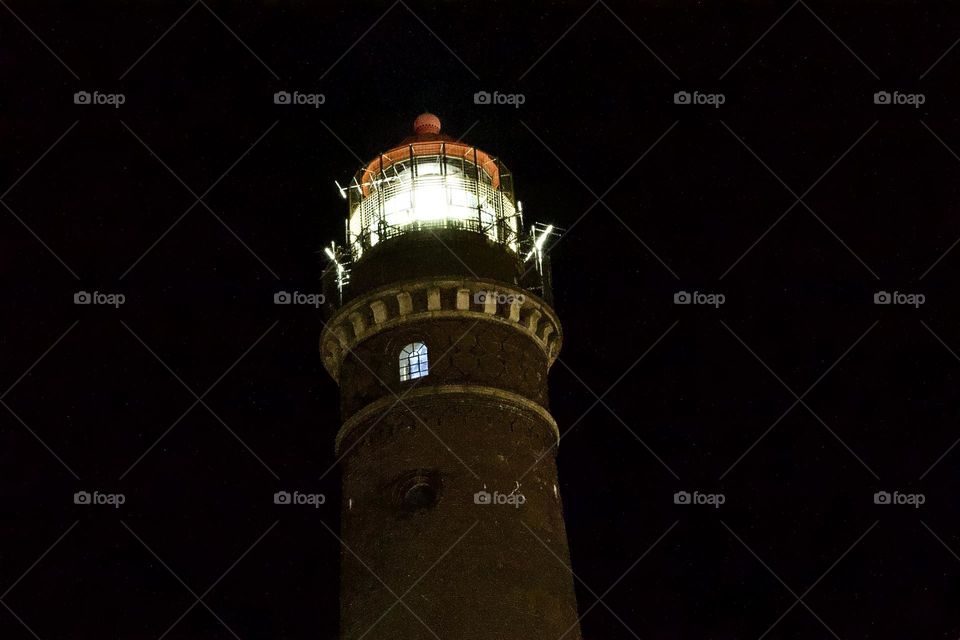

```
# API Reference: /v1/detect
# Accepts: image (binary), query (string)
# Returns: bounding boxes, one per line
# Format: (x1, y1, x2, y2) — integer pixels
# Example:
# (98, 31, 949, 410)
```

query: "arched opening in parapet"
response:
(399, 342, 429, 381)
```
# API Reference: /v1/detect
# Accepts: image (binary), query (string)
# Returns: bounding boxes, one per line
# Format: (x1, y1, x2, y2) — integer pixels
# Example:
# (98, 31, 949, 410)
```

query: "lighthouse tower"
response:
(320, 114, 581, 640)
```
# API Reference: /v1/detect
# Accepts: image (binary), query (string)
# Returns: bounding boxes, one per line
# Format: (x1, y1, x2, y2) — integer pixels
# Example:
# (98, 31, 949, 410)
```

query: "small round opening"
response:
(394, 470, 442, 514)
(403, 482, 438, 510)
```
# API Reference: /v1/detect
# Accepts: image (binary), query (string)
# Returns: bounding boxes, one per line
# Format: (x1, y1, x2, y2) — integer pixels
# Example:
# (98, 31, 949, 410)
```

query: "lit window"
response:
(399, 342, 429, 381)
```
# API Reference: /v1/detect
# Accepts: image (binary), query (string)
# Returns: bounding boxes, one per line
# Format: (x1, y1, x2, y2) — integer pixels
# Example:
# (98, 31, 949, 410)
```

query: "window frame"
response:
(398, 341, 429, 382)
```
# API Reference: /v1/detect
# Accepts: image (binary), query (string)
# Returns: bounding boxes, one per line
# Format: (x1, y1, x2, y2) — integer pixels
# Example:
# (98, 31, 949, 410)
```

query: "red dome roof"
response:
(413, 113, 441, 135)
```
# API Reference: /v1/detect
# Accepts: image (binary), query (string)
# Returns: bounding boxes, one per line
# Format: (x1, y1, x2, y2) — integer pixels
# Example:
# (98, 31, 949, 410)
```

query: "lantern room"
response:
(340, 113, 522, 260)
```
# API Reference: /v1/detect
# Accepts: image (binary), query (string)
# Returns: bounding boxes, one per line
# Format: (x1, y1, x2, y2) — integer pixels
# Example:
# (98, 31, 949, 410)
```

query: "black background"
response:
(3, 1, 960, 638)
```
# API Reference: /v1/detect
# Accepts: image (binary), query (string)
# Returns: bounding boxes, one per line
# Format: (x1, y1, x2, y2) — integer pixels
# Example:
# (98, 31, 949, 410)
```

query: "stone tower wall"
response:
(323, 233, 581, 640)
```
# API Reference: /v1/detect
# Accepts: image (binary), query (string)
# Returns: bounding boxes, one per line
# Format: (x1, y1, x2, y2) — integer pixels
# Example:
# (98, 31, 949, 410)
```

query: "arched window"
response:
(399, 342, 429, 381)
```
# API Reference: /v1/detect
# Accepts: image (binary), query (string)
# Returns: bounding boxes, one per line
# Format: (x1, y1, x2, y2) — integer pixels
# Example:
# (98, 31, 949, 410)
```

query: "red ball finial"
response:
(413, 113, 441, 135)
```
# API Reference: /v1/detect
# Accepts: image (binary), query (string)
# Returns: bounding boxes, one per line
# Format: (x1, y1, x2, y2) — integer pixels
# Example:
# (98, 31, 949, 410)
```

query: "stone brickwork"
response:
(338, 398, 580, 640)
(324, 219, 581, 640)
(320, 278, 562, 383)
(337, 318, 550, 423)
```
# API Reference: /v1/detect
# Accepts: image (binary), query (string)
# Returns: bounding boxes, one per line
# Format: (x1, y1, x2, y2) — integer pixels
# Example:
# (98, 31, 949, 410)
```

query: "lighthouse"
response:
(320, 113, 581, 640)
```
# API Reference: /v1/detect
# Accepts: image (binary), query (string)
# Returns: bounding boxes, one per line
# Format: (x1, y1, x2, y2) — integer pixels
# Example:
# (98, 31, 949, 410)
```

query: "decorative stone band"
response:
(320, 278, 562, 382)
(335, 384, 560, 453)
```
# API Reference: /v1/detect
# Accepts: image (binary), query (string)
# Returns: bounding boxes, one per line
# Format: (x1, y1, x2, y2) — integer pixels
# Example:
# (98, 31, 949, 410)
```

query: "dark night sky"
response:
(2, 1, 960, 638)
